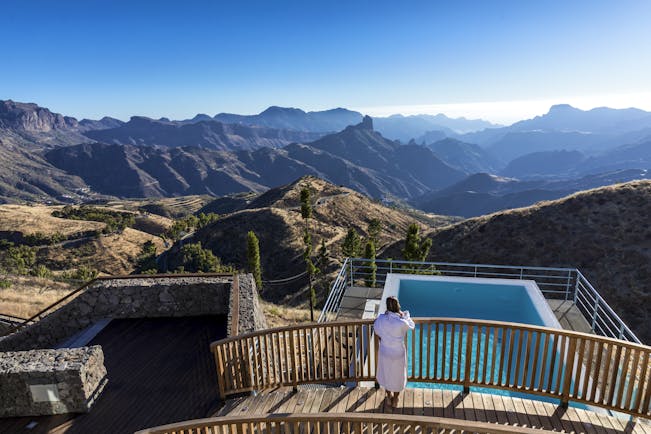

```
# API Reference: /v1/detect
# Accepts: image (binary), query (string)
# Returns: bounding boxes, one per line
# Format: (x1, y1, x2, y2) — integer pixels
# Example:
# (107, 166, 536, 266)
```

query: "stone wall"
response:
(0, 346, 107, 417)
(0, 274, 268, 417)
(0, 276, 233, 351)
(231, 273, 268, 335)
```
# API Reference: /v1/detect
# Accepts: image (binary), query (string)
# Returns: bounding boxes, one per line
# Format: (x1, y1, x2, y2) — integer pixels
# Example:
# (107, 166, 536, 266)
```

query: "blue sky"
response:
(2, 0, 650, 123)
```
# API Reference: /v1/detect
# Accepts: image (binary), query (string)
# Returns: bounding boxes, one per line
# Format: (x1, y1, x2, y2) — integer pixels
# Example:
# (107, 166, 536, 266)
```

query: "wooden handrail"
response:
(134, 412, 557, 434)
(4, 273, 235, 335)
(211, 318, 651, 419)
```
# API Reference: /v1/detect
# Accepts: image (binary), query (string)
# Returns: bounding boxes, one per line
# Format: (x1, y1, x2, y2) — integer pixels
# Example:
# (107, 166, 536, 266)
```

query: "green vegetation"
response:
(52, 205, 135, 234)
(342, 227, 362, 258)
(367, 218, 382, 246)
(300, 187, 317, 321)
(364, 240, 377, 288)
(0, 245, 36, 275)
(178, 242, 232, 273)
(0, 279, 11, 289)
(62, 265, 99, 282)
(165, 212, 219, 241)
(137, 240, 158, 273)
(402, 223, 432, 262)
(246, 231, 262, 291)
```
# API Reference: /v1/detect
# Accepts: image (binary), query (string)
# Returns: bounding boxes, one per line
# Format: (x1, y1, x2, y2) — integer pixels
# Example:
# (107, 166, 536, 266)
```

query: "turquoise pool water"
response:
(390, 276, 592, 410)
(398, 279, 552, 325)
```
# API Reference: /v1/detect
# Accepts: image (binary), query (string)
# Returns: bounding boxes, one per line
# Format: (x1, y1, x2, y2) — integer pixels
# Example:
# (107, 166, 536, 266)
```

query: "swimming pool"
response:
(378, 274, 596, 410)
(379, 274, 561, 328)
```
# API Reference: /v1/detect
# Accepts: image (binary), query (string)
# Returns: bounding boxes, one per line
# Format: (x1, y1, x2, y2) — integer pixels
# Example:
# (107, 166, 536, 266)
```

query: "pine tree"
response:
(246, 231, 262, 292)
(367, 218, 382, 246)
(342, 227, 361, 258)
(402, 223, 432, 262)
(364, 240, 377, 288)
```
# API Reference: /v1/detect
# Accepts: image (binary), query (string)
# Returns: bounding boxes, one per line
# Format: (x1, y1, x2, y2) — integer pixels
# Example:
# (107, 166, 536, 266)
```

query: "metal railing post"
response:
(573, 270, 580, 304)
(349, 259, 354, 287)
(591, 298, 599, 332)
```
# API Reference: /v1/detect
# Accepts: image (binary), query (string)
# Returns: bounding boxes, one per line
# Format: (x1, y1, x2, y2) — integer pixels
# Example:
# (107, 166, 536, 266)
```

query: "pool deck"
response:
(336, 286, 594, 334)
(216, 386, 651, 434)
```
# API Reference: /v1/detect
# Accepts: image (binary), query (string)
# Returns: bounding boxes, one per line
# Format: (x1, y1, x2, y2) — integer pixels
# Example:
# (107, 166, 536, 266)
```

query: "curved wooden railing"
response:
(211, 318, 651, 419)
(135, 413, 555, 434)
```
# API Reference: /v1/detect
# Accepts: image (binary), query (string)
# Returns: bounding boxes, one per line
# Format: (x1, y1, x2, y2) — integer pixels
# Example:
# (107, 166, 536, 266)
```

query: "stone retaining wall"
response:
(0, 346, 107, 417)
(231, 273, 268, 335)
(0, 274, 268, 417)
(0, 276, 233, 351)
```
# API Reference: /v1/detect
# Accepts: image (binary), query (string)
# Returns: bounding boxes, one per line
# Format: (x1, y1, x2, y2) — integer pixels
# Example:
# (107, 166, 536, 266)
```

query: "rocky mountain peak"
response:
(359, 115, 373, 130)
(0, 99, 78, 132)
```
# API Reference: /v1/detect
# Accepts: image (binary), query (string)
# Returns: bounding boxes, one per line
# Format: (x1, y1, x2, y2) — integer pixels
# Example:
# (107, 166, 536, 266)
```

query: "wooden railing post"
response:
(463, 324, 473, 394)
(214, 345, 226, 400)
(560, 336, 577, 408)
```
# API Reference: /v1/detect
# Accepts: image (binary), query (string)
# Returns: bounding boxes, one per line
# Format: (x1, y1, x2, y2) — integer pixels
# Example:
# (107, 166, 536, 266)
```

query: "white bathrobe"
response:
(374, 310, 415, 392)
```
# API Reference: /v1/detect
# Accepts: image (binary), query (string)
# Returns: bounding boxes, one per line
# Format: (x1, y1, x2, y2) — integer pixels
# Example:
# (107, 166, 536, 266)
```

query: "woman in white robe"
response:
(373, 296, 415, 407)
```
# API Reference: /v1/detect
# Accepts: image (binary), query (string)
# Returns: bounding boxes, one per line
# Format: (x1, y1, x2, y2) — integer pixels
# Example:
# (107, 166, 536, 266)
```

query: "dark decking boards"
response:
(216, 386, 651, 434)
(0, 316, 227, 434)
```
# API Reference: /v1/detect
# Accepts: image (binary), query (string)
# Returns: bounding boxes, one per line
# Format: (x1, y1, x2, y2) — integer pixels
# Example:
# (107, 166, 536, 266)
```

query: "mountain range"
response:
(45, 117, 466, 199)
(2, 98, 651, 219)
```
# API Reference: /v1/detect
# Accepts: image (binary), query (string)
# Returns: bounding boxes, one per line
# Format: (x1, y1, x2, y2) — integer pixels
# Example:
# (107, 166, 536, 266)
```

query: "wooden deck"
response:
(0, 316, 227, 434)
(216, 386, 651, 434)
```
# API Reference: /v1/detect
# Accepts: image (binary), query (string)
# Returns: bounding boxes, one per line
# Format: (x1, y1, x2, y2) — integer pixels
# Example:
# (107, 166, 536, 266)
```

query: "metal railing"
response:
(318, 258, 641, 344)
(135, 413, 556, 434)
(211, 318, 651, 418)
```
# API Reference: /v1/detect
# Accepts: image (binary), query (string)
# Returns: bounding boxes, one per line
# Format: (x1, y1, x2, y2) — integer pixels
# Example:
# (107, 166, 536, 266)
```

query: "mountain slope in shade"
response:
(414, 170, 651, 217)
(373, 113, 499, 142)
(509, 104, 651, 134)
(45, 118, 465, 200)
(165, 176, 456, 304)
(84, 116, 323, 151)
(213, 106, 363, 132)
(426, 138, 502, 174)
(501, 150, 586, 179)
(387, 181, 651, 343)
(78, 116, 125, 131)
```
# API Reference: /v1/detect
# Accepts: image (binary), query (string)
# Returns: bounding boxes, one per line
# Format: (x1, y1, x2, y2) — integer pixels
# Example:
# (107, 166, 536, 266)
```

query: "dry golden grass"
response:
(260, 300, 317, 327)
(0, 204, 104, 236)
(0, 275, 74, 319)
(42, 228, 167, 275)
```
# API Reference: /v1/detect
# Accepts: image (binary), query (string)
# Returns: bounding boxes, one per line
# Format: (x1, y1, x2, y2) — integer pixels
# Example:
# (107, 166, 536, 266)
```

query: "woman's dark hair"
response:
(386, 296, 401, 313)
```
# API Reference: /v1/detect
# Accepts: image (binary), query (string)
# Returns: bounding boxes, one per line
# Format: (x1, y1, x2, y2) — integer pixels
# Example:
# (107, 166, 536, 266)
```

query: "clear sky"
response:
(2, 0, 650, 124)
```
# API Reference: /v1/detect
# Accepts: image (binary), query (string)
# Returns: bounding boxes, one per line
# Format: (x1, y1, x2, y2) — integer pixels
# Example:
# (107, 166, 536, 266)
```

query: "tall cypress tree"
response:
(246, 230, 262, 292)
(300, 186, 317, 321)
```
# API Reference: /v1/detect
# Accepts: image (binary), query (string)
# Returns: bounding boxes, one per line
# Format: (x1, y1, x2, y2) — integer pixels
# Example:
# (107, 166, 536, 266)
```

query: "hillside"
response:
(166, 176, 457, 305)
(0, 204, 170, 275)
(386, 181, 651, 342)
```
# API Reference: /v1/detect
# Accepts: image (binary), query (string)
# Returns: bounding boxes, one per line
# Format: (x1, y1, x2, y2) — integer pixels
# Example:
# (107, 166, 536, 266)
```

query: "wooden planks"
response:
(218, 386, 651, 433)
(0, 316, 228, 434)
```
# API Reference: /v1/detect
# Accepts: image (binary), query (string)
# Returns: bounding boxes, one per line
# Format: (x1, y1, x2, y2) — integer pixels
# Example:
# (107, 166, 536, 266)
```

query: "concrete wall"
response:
(0, 346, 106, 417)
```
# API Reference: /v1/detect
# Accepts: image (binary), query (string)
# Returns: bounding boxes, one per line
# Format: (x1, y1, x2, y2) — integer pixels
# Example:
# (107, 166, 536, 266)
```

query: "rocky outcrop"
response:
(0, 100, 78, 132)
